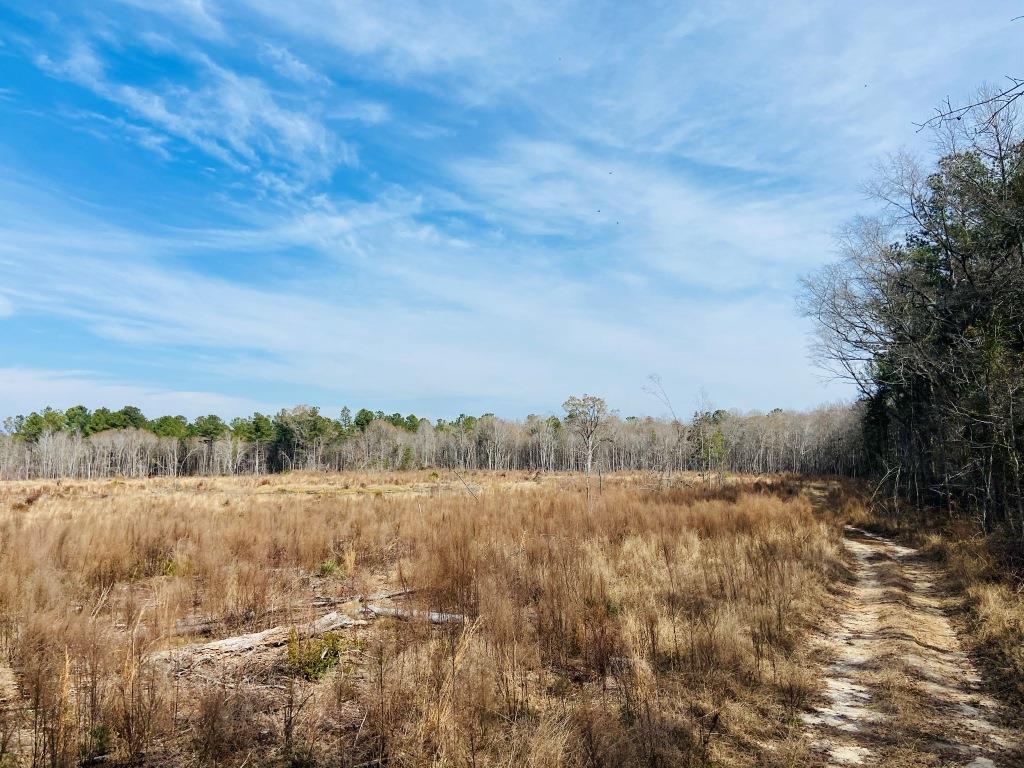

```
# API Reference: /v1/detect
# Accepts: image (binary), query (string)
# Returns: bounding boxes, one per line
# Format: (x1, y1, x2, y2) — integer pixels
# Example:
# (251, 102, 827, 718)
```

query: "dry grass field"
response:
(0, 471, 846, 768)
(4, 471, 1021, 767)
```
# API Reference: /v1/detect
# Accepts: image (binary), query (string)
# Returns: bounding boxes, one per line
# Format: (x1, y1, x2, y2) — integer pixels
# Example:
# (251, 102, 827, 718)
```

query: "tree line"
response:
(802, 92, 1024, 543)
(0, 398, 864, 480)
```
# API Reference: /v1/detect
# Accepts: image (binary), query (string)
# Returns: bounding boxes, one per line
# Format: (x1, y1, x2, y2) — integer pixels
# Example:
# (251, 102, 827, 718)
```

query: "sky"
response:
(0, 2, 1020, 421)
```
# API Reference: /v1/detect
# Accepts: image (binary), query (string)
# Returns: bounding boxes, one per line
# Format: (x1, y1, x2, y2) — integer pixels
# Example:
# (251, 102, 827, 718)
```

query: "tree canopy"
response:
(803, 96, 1024, 539)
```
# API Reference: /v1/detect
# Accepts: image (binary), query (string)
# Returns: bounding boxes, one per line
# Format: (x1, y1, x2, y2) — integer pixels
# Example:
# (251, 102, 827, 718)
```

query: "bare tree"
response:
(562, 395, 610, 477)
(922, 80, 1024, 129)
(644, 374, 690, 485)
(0, 402, 866, 480)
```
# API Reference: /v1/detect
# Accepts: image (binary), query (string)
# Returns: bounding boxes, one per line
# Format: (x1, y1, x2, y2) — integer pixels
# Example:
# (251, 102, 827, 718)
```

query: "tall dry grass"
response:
(0, 472, 842, 767)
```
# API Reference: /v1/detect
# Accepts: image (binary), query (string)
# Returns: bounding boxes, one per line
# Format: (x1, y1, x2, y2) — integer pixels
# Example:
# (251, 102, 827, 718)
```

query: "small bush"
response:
(315, 558, 338, 577)
(287, 630, 346, 681)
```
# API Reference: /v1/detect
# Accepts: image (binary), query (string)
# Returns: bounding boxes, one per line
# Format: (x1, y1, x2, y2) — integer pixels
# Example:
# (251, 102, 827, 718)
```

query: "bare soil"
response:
(803, 526, 1021, 767)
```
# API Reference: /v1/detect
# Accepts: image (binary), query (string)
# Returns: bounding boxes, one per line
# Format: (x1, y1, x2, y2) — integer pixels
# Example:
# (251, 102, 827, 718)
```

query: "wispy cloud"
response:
(259, 43, 329, 85)
(238, 0, 561, 83)
(0, 174, 843, 415)
(452, 139, 846, 290)
(60, 108, 174, 159)
(2, 0, 1018, 416)
(35, 40, 352, 185)
(113, 0, 225, 38)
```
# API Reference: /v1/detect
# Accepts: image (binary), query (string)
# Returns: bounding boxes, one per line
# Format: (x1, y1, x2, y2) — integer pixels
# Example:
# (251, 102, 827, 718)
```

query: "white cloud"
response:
(0, 368, 267, 419)
(260, 43, 328, 85)
(7, 0, 1017, 417)
(329, 101, 391, 125)
(0, 293, 13, 317)
(238, 0, 551, 80)
(35, 41, 352, 185)
(0, 177, 849, 416)
(226, 1, 1021, 183)
(453, 139, 847, 290)
(114, 0, 225, 38)
(60, 109, 174, 160)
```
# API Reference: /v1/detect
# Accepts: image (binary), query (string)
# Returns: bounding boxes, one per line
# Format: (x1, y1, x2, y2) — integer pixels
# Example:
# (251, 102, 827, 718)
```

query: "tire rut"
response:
(802, 526, 1021, 767)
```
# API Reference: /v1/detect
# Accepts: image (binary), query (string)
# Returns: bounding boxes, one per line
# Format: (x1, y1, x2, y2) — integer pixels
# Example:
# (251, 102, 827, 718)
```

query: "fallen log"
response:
(156, 611, 367, 661)
(363, 588, 417, 602)
(171, 590, 416, 638)
(361, 604, 464, 624)
(313, 588, 417, 607)
(173, 617, 220, 637)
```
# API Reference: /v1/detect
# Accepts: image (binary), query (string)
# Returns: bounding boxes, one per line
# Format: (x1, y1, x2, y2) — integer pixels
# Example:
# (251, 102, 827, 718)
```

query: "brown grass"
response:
(919, 530, 1024, 710)
(0, 472, 843, 767)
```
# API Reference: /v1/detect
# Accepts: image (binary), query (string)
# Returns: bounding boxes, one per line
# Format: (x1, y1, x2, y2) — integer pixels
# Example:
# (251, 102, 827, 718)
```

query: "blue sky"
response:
(0, 2, 1020, 420)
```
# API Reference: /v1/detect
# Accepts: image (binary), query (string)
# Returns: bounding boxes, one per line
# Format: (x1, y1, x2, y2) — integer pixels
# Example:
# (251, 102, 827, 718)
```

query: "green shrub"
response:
(315, 558, 338, 577)
(286, 630, 346, 680)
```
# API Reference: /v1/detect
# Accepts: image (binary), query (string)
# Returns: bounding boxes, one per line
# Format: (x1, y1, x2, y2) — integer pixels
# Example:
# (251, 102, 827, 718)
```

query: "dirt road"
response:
(802, 526, 1020, 767)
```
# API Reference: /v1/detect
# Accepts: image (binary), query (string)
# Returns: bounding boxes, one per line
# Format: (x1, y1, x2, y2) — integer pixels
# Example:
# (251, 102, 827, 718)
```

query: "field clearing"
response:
(2, 472, 1018, 767)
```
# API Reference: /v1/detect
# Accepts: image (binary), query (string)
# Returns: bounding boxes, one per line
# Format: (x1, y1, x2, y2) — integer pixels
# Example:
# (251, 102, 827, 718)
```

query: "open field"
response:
(4, 5, 1023, 768)
(0, 472, 1019, 767)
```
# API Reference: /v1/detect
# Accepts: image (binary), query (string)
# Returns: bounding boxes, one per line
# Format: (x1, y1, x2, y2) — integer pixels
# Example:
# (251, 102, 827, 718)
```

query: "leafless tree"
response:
(562, 395, 610, 477)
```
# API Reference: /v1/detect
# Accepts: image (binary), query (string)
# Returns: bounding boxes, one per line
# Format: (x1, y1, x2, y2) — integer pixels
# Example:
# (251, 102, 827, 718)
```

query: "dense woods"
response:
(802, 97, 1024, 543)
(0, 400, 864, 480)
